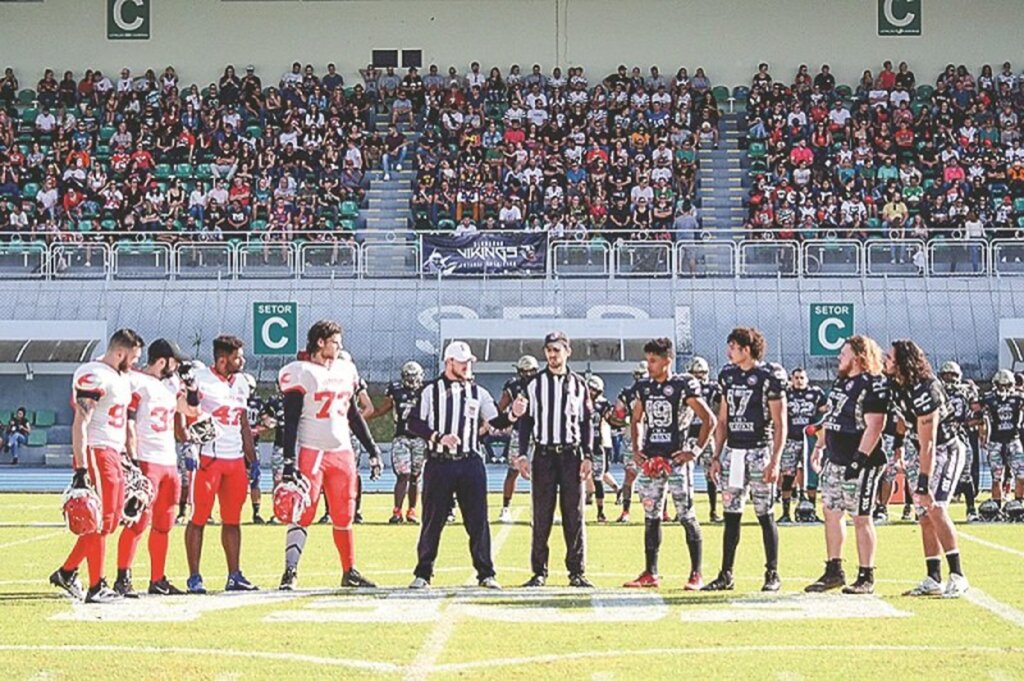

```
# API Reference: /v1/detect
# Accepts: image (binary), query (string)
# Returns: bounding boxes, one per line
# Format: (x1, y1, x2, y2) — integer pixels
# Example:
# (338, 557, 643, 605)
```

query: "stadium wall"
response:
(1, 0, 1020, 89)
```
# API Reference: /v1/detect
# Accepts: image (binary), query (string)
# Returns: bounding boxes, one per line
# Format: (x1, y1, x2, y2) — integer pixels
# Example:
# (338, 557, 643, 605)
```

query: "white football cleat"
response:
(498, 507, 513, 524)
(902, 576, 944, 597)
(408, 577, 430, 590)
(942, 573, 969, 599)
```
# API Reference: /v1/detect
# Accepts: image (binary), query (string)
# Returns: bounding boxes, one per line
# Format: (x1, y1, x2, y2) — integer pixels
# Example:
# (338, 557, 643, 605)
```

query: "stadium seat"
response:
(174, 163, 193, 178)
(0, 410, 10, 425)
(915, 84, 934, 100)
(99, 126, 115, 142)
(101, 219, 119, 231)
(17, 89, 36, 105)
(154, 164, 172, 180)
(33, 409, 55, 427)
(835, 85, 853, 98)
(194, 164, 213, 180)
(21, 183, 39, 200)
(712, 85, 730, 102)
(340, 201, 359, 219)
(1013, 197, 1024, 214)
(27, 430, 47, 447)
(748, 141, 767, 158)
(338, 218, 355, 232)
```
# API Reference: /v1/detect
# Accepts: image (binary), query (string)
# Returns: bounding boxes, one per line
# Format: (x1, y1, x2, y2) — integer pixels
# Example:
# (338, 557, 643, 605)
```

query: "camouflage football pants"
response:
(720, 445, 775, 515)
(391, 436, 426, 477)
(880, 435, 900, 484)
(636, 459, 696, 521)
(780, 439, 806, 477)
(985, 438, 1024, 481)
(905, 438, 966, 516)
(820, 459, 882, 517)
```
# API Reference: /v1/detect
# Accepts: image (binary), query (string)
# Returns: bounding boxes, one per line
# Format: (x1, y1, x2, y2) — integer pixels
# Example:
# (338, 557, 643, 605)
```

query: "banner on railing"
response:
(420, 232, 548, 275)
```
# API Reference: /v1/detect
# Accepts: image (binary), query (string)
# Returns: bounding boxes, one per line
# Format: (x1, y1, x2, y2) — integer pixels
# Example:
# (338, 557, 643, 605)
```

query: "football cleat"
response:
(842, 577, 875, 595)
(568, 573, 594, 588)
(762, 569, 782, 592)
(478, 576, 501, 590)
(684, 571, 705, 591)
(446, 511, 457, 525)
(623, 571, 661, 588)
(943, 573, 970, 599)
(408, 577, 430, 589)
(901, 505, 914, 522)
(616, 512, 631, 524)
(279, 567, 297, 591)
(49, 568, 84, 600)
(708, 511, 722, 524)
(405, 509, 419, 525)
(317, 513, 331, 525)
(85, 579, 122, 604)
(187, 574, 207, 594)
(701, 571, 735, 591)
(596, 512, 608, 523)
(175, 514, 187, 526)
(805, 562, 846, 593)
(498, 507, 513, 524)
(389, 512, 404, 525)
(902, 576, 944, 597)
(225, 571, 258, 592)
(341, 568, 376, 588)
(113, 572, 140, 599)
(148, 578, 184, 596)
(873, 507, 889, 525)
(522, 574, 546, 588)
(252, 514, 266, 525)
(353, 511, 364, 525)
(965, 510, 980, 523)
(777, 514, 793, 526)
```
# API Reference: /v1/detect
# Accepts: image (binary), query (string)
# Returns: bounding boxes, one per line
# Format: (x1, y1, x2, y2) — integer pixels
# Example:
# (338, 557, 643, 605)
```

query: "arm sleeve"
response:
(482, 388, 512, 430)
(406, 385, 434, 441)
(580, 388, 594, 459)
(281, 391, 303, 461)
(347, 401, 379, 458)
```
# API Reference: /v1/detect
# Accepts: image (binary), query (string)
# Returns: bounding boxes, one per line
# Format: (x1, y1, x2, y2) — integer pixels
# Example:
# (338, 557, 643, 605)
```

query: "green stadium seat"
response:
(0, 410, 10, 425)
(17, 89, 36, 104)
(437, 219, 455, 231)
(153, 163, 172, 180)
(339, 201, 359, 219)
(250, 219, 268, 232)
(712, 85, 730, 102)
(338, 219, 355, 232)
(915, 84, 934, 100)
(99, 126, 116, 142)
(20, 108, 37, 125)
(748, 141, 767, 158)
(174, 163, 193, 178)
(33, 409, 55, 427)
(101, 219, 119, 231)
(21, 183, 39, 200)
(1013, 197, 1024, 214)
(194, 164, 213, 180)
(835, 85, 853, 98)
(27, 430, 47, 447)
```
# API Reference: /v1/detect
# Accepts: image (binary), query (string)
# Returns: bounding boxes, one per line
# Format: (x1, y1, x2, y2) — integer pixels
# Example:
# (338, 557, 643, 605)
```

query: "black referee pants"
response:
(415, 456, 494, 581)
(530, 449, 586, 577)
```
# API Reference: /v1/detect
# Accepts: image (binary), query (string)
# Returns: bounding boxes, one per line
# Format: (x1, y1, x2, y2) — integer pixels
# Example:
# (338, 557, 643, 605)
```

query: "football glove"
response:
(71, 467, 89, 490)
(369, 455, 382, 481)
(844, 451, 871, 481)
(281, 459, 297, 483)
(177, 361, 198, 391)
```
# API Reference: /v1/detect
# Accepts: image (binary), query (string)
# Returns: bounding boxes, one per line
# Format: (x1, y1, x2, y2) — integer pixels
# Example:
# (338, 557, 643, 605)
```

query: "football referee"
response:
(515, 332, 595, 588)
(407, 341, 525, 589)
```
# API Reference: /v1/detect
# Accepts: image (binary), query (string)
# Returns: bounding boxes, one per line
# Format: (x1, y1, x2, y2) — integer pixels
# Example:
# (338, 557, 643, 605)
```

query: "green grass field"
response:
(1, 492, 1023, 680)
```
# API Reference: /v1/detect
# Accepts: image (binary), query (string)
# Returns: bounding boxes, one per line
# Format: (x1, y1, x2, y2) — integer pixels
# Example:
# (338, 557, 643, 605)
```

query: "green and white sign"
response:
(108, 0, 150, 40)
(878, 0, 921, 36)
(810, 303, 854, 356)
(253, 302, 297, 356)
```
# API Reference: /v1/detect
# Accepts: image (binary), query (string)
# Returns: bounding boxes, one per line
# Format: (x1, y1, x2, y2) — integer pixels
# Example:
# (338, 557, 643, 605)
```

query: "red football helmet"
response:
(62, 487, 102, 535)
(273, 477, 311, 525)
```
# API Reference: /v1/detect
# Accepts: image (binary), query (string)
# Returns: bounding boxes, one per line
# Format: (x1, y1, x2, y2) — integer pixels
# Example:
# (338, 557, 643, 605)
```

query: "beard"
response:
(117, 356, 133, 373)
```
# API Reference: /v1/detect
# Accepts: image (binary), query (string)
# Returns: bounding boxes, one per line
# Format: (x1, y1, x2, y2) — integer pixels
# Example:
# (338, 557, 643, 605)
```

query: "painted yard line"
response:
(429, 645, 1024, 673)
(0, 644, 399, 672)
(403, 507, 521, 681)
(959, 531, 1024, 559)
(963, 587, 1024, 628)
(0, 522, 64, 528)
(0, 530, 63, 550)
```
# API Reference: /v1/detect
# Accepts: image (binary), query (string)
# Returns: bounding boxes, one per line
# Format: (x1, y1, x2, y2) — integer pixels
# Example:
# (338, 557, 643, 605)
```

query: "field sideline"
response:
(1, 492, 1023, 680)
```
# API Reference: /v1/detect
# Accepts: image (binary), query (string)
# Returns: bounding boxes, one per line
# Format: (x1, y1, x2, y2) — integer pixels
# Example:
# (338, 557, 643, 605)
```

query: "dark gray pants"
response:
(530, 449, 586, 577)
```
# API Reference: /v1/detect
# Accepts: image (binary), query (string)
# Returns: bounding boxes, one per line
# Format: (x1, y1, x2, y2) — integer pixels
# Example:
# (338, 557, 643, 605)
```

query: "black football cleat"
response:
(85, 579, 122, 604)
(762, 569, 782, 592)
(279, 566, 298, 591)
(148, 577, 184, 595)
(568, 573, 594, 588)
(50, 568, 84, 600)
(841, 577, 875, 595)
(522, 574, 546, 588)
(805, 562, 846, 593)
(341, 568, 376, 588)
(113, 572, 140, 599)
(701, 571, 735, 591)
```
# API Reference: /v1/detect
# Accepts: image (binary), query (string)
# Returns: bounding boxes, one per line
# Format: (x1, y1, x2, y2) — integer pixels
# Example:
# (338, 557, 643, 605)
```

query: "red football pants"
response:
(117, 462, 180, 582)
(297, 447, 357, 570)
(63, 447, 124, 588)
(190, 456, 247, 526)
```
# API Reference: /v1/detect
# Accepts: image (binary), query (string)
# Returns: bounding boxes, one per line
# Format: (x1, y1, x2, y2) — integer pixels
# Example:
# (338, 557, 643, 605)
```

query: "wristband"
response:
(915, 473, 930, 495)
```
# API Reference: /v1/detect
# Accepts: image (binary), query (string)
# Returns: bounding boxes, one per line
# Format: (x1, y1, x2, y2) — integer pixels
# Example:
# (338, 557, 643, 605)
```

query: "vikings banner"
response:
(420, 232, 548, 275)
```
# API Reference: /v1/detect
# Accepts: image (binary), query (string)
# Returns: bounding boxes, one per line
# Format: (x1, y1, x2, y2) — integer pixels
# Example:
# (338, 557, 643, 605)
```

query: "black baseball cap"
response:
(148, 338, 188, 364)
(544, 331, 570, 349)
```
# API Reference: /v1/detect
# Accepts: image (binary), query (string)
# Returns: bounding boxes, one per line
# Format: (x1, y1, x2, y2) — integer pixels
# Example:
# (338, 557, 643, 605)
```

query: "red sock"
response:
(117, 525, 143, 571)
(332, 528, 354, 572)
(149, 529, 169, 582)
(63, 536, 89, 572)
(85, 535, 106, 588)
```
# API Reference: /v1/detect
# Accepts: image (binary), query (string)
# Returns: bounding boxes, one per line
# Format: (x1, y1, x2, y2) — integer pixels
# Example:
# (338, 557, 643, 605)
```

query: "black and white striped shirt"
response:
(411, 376, 500, 458)
(519, 368, 593, 455)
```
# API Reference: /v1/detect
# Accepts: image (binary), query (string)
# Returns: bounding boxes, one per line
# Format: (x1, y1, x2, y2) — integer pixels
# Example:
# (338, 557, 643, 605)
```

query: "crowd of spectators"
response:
(744, 60, 1024, 252)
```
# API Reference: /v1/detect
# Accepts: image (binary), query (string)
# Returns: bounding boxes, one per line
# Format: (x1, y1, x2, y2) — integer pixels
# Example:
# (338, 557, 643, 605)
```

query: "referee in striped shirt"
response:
(515, 331, 595, 588)
(407, 341, 526, 590)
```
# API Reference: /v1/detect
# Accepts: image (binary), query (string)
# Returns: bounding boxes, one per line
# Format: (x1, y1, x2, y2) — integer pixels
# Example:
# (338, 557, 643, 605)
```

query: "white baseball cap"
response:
(443, 341, 476, 363)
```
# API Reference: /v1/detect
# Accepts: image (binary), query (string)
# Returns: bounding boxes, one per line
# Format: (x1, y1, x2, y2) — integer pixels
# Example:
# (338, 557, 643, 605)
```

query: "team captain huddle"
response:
(48, 321, 978, 602)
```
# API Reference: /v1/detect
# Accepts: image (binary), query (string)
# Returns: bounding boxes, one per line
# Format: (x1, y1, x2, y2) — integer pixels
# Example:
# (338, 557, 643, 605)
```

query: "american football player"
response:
(687, 357, 723, 523)
(610, 360, 649, 523)
(369, 360, 427, 524)
(971, 369, 1024, 512)
(497, 355, 539, 524)
(780, 368, 827, 524)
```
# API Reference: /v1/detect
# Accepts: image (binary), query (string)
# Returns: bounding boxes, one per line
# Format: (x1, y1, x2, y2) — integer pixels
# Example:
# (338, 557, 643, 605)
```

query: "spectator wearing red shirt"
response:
(788, 139, 813, 167)
(877, 61, 897, 91)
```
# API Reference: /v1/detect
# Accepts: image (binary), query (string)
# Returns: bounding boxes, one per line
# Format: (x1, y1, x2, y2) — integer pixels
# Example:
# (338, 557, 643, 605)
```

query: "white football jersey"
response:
(72, 360, 132, 451)
(129, 370, 181, 466)
(278, 357, 360, 452)
(195, 364, 250, 459)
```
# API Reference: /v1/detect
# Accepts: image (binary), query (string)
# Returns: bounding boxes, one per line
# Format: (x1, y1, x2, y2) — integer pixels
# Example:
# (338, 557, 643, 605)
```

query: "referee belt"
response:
(427, 448, 476, 461)
(535, 444, 580, 455)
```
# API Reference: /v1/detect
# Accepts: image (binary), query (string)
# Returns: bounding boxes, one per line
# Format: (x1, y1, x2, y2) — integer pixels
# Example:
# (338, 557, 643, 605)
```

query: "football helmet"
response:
(62, 486, 102, 535)
(121, 462, 155, 526)
(187, 417, 219, 445)
(795, 499, 817, 523)
(1004, 499, 1024, 523)
(273, 477, 312, 525)
(633, 360, 649, 381)
(978, 499, 1002, 522)
(401, 361, 424, 389)
(587, 375, 605, 394)
(688, 356, 710, 376)
(993, 369, 1015, 394)
(939, 361, 962, 383)
(515, 355, 540, 377)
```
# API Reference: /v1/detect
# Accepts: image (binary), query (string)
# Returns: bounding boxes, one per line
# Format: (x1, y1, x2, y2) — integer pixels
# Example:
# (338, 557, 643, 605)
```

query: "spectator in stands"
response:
(5, 407, 30, 465)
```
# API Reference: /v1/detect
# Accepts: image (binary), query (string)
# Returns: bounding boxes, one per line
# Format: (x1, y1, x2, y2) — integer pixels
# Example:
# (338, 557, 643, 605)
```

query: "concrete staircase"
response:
(361, 112, 419, 276)
(697, 111, 747, 239)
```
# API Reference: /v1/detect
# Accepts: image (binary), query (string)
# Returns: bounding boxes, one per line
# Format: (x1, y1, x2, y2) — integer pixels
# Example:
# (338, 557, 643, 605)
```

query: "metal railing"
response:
(2, 231, 1024, 280)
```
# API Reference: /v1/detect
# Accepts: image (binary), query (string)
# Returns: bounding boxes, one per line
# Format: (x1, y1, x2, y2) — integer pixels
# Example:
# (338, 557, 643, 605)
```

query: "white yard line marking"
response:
(775, 673, 806, 681)
(0, 530, 63, 550)
(0, 645, 398, 672)
(404, 508, 521, 681)
(429, 645, 1024, 673)
(963, 588, 1024, 628)
(959, 531, 1024, 559)
(0, 522, 64, 528)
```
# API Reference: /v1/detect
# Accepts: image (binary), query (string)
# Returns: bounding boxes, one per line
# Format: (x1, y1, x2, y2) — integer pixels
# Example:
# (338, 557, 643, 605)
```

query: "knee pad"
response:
(781, 475, 795, 493)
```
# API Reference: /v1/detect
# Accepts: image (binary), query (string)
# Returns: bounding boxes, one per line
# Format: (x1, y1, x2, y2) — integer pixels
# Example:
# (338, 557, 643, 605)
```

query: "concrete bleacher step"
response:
(43, 446, 71, 468)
